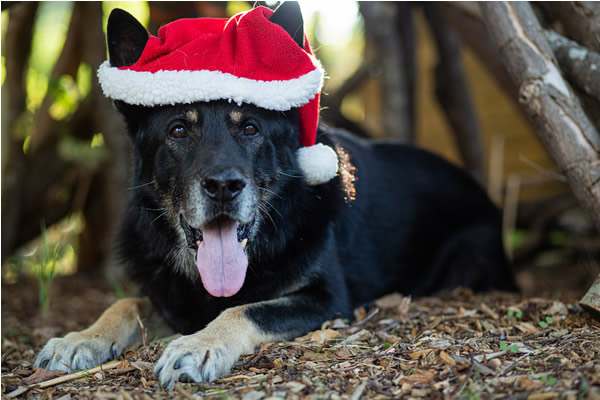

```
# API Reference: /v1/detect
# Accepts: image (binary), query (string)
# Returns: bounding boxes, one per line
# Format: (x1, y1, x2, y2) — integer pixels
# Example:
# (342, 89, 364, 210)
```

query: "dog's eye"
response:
(243, 124, 258, 136)
(169, 125, 187, 139)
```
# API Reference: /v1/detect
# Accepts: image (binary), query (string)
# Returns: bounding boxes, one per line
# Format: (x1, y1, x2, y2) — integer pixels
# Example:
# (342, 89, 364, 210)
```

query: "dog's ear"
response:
(270, 1, 305, 49)
(107, 8, 149, 67)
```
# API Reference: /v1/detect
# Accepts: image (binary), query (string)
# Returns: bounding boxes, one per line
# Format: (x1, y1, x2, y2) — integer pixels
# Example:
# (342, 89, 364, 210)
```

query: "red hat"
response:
(98, 6, 338, 185)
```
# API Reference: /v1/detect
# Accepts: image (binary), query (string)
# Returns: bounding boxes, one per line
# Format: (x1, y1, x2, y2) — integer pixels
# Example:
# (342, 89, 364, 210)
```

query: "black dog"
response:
(35, 2, 515, 389)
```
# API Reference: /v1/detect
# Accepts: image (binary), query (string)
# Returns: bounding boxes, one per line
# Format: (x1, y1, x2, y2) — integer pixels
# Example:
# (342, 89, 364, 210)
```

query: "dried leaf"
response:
(295, 329, 340, 343)
(341, 329, 371, 344)
(374, 293, 411, 320)
(23, 368, 67, 384)
(544, 301, 568, 316)
(408, 349, 433, 360)
(400, 369, 435, 384)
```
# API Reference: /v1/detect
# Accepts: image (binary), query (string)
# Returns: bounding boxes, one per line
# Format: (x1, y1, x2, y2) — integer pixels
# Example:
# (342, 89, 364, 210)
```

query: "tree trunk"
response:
(360, 2, 415, 141)
(480, 2, 600, 232)
(424, 3, 485, 183)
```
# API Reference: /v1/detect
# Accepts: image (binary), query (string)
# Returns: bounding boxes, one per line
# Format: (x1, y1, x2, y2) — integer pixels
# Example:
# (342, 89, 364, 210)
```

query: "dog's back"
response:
(328, 129, 515, 305)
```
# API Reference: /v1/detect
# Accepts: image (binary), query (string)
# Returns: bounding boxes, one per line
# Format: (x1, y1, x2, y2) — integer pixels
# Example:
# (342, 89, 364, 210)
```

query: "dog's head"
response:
(104, 3, 337, 297)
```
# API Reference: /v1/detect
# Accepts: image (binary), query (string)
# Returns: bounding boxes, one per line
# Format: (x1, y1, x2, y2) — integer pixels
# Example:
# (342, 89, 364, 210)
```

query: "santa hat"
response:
(98, 6, 338, 185)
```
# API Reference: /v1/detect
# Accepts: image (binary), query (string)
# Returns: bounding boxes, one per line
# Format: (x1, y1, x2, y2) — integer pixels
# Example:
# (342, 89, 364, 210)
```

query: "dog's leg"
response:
(35, 297, 157, 372)
(155, 293, 341, 389)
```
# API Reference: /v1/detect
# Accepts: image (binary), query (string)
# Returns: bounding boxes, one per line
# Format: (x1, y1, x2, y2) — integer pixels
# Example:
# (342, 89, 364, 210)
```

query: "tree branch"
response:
(545, 29, 600, 103)
(545, 2, 600, 53)
(360, 2, 415, 142)
(424, 3, 485, 183)
(480, 2, 600, 232)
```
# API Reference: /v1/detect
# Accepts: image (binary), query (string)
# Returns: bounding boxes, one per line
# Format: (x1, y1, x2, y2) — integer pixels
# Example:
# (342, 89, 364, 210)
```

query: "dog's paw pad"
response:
(34, 333, 123, 372)
(155, 335, 236, 390)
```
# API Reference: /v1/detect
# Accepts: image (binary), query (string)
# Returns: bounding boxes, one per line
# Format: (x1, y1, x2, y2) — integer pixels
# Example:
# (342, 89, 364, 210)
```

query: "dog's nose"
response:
(201, 170, 246, 201)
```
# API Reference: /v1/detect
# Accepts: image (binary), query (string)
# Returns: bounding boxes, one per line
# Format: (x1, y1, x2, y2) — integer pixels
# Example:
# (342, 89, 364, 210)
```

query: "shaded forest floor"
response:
(2, 264, 600, 399)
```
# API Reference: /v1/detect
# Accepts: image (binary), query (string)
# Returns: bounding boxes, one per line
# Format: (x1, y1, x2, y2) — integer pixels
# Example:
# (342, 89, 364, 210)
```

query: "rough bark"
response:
(360, 2, 415, 142)
(545, 29, 600, 103)
(480, 2, 600, 232)
(424, 3, 485, 183)
(545, 2, 600, 53)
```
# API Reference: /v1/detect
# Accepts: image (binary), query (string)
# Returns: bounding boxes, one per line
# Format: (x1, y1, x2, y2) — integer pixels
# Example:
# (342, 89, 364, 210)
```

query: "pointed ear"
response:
(107, 8, 149, 67)
(270, 1, 305, 49)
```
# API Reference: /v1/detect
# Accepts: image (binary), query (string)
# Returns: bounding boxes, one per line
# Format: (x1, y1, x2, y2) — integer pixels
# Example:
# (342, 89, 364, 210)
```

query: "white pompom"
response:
(296, 143, 339, 185)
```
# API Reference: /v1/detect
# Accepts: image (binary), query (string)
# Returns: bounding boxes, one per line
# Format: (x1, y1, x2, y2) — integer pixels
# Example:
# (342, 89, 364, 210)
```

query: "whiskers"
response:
(258, 186, 282, 200)
(278, 170, 302, 179)
(255, 188, 284, 229)
(128, 181, 155, 191)
(138, 206, 169, 224)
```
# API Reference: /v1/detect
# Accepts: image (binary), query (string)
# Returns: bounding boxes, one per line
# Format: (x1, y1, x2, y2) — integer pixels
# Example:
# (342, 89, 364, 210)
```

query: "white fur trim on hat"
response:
(97, 60, 324, 111)
(296, 143, 339, 185)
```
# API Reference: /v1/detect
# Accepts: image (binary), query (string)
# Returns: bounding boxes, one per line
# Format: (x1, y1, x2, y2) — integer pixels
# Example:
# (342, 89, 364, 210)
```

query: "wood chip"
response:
(527, 392, 560, 400)
(480, 302, 499, 320)
(439, 351, 456, 366)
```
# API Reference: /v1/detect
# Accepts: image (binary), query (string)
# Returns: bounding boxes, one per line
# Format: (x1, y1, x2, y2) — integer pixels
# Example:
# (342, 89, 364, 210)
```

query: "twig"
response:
(455, 353, 476, 397)
(174, 384, 196, 400)
(341, 308, 379, 332)
(137, 313, 148, 347)
(350, 381, 368, 400)
(33, 360, 122, 389)
(496, 353, 530, 377)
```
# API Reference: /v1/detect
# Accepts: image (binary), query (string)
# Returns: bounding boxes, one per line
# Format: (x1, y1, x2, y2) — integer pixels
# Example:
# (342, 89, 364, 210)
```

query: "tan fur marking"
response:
(80, 297, 152, 343)
(229, 110, 243, 124)
(200, 304, 276, 350)
(186, 110, 198, 123)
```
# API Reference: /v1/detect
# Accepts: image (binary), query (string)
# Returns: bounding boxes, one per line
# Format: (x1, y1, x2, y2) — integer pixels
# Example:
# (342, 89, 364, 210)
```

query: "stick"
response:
(34, 360, 122, 389)
(137, 313, 148, 347)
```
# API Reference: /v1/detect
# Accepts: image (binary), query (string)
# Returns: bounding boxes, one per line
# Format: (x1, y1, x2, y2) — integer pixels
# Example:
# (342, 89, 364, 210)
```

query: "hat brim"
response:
(97, 60, 324, 111)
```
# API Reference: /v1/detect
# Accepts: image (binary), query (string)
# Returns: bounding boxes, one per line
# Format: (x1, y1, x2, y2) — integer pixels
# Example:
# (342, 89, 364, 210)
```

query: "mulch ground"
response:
(2, 272, 599, 400)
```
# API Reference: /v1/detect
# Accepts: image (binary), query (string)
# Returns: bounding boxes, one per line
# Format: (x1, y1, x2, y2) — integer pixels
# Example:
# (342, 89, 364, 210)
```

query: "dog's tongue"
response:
(196, 221, 248, 297)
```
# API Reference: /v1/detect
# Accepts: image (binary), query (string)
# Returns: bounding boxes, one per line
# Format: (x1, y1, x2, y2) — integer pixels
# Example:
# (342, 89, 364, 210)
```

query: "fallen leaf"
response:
(408, 349, 433, 360)
(333, 346, 354, 360)
(400, 369, 435, 384)
(544, 301, 568, 316)
(295, 329, 340, 343)
(23, 368, 67, 384)
(375, 293, 411, 320)
(341, 329, 371, 344)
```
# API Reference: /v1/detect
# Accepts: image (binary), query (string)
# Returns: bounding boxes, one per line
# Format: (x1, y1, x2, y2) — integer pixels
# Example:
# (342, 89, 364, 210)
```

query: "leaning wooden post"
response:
(479, 2, 600, 313)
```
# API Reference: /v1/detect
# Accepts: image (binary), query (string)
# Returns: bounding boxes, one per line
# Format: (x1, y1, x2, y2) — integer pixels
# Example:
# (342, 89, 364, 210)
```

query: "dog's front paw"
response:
(155, 333, 237, 389)
(34, 332, 123, 372)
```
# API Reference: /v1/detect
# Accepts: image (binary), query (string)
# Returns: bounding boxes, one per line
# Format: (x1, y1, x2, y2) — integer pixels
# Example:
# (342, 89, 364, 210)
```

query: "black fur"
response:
(111, 1, 516, 358)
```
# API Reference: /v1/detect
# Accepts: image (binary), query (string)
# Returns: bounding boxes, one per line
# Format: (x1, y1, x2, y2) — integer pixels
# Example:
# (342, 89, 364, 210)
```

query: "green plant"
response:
(33, 221, 61, 318)
(540, 375, 556, 386)
(500, 342, 519, 353)
(538, 316, 553, 329)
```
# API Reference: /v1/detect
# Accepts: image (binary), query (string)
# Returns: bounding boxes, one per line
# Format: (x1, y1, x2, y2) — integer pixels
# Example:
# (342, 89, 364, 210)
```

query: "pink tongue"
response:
(196, 221, 248, 297)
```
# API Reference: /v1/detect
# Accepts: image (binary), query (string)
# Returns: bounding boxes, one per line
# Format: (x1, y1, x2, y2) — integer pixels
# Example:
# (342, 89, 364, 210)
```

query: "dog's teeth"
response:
(240, 238, 248, 250)
(196, 240, 201, 247)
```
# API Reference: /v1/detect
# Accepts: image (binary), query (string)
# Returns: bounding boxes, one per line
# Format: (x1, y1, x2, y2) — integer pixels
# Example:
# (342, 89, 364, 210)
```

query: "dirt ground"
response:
(2, 264, 600, 399)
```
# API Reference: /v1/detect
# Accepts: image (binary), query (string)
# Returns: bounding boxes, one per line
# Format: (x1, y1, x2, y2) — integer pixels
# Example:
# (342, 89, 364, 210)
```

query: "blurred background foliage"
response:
(1, 2, 597, 310)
